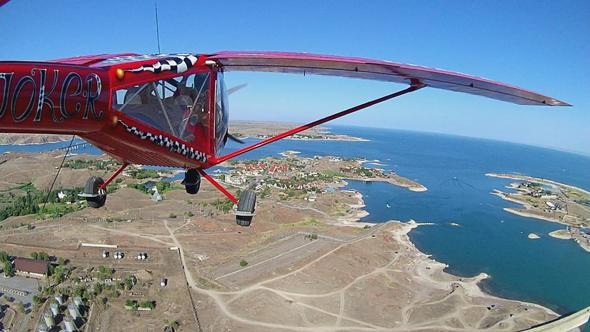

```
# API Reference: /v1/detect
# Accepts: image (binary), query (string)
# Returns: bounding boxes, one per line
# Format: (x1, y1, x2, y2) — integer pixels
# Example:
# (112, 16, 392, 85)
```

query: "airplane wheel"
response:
(236, 190, 256, 227)
(183, 169, 201, 195)
(84, 176, 107, 208)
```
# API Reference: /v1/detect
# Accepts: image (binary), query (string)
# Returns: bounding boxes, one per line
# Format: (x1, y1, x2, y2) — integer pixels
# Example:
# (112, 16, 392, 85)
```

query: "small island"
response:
(487, 173, 590, 252)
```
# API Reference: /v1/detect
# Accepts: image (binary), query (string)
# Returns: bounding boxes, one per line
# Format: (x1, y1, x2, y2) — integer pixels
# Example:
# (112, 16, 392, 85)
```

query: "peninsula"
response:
(229, 120, 368, 141)
(487, 172, 590, 252)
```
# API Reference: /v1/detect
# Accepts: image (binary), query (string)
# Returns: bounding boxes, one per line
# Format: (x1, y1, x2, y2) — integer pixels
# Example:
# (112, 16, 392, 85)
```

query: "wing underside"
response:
(208, 51, 569, 106)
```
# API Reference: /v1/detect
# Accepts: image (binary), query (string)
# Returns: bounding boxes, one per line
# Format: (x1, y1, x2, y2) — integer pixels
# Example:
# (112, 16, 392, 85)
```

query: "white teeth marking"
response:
(118, 120, 207, 163)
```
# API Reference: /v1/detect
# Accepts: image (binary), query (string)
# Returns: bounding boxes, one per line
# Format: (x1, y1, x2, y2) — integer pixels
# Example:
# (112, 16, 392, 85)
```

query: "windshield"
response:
(113, 72, 210, 143)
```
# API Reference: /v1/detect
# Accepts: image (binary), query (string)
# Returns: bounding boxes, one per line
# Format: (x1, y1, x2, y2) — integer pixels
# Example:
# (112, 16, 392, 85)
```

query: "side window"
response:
(113, 72, 210, 143)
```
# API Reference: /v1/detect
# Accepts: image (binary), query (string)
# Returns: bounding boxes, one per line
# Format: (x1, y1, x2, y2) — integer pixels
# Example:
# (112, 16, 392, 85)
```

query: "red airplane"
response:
(0, 52, 570, 226)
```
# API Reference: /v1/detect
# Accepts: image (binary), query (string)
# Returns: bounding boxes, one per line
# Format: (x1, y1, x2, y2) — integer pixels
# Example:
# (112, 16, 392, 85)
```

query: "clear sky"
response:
(1, 1, 588, 155)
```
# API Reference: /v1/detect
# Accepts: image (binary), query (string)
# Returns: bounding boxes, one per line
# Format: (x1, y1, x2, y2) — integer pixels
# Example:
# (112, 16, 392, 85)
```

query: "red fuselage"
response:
(0, 54, 223, 169)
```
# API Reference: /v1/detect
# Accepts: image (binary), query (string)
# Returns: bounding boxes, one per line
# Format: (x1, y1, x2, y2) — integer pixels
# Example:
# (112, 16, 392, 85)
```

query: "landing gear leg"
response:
(80, 163, 128, 209)
(197, 169, 256, 227)
(182, 169, 201, 194)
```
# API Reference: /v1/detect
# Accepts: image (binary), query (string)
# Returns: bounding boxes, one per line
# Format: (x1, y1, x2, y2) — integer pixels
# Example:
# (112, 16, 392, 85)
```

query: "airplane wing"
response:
(208, 51, 569, 106)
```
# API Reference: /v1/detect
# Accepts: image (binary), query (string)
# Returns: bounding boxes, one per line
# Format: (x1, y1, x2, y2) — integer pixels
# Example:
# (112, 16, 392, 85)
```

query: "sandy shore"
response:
(392, 220, 560, 323)
(503, 208, 565, 225)
(332, 191, 372, 228)
(328, 192, 562, 329)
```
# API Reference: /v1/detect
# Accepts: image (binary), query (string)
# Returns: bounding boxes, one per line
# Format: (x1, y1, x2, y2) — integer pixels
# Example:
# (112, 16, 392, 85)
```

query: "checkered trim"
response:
(127, 54, 198, 74)
(119, 120, 207, 163)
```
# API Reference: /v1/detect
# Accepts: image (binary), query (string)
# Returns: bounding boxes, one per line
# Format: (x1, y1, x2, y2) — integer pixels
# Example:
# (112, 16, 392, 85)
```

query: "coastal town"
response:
(222, 152, 427, 199)
(488, 173, 590, 252)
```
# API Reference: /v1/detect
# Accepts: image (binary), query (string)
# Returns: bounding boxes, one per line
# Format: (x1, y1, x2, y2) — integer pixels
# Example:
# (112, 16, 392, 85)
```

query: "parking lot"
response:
(0, 275, 40, 307)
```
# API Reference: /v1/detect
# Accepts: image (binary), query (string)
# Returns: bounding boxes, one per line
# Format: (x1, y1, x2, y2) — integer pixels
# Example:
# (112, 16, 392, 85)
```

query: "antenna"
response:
(154, 0, 161, 53)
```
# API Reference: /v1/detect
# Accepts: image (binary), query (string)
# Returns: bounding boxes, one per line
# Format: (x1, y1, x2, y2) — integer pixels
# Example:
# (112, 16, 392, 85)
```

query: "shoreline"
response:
(503, 207, 565, 225)
(486, 172, 590, 196)
(491, 189, 567, 225)
(0, 138, 73, 146)
(247, 135, 370, 142)
(397, 220, 559, 318)
(329, 192, 561, 325)
(343, 175, 428, 192)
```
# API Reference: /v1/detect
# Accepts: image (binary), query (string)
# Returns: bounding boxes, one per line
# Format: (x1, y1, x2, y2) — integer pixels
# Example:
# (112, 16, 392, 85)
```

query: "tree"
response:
(239, 259, 248, 267)
(125, 299, 137, 310)
(140, 300, 156, 309)
(124, 276, 135, 290)
(3, 260, 13, 277)
(32, 295, 42, 305)
(94, 283, 103, 295)
(30, 252, 39, 260)
(0, 251, 9, 263)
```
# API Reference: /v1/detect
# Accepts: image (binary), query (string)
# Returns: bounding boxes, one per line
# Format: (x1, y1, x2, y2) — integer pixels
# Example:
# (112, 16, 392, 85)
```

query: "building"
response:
(14, 257, 49, 278)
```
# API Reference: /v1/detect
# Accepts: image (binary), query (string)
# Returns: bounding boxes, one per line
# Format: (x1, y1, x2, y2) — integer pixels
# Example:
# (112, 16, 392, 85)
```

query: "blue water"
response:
(2, 127, 589, 321)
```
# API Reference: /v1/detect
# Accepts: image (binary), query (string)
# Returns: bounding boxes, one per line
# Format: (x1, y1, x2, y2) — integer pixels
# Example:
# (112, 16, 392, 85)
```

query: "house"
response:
(14, 257, 49, 278)
(151, 189, 163, 202)
(143, 181, 157, 191)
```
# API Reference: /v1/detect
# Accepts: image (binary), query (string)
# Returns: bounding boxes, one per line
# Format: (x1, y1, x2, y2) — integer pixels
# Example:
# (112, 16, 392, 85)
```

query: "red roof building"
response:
(13, 257, 49, 278)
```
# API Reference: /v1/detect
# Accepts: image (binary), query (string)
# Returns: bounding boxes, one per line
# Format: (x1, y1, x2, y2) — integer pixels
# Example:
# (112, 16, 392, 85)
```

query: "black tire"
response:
(185, 183, 200, 195)
(183, 169, 201, 195)
(236, 190, 256, 227)
(85, 176, 106, 208)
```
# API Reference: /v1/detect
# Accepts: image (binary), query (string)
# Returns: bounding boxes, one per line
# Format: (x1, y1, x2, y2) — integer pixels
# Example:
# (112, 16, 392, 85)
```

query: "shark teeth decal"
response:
(118, 120, 207, 163)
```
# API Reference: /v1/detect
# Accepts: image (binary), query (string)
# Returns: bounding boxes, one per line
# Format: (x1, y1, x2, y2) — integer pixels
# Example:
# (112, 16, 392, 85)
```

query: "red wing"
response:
(208, 51, 569, 106)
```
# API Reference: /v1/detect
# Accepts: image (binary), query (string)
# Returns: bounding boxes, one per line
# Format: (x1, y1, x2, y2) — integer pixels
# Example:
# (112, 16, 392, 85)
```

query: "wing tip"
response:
(544, 99, 572, 107)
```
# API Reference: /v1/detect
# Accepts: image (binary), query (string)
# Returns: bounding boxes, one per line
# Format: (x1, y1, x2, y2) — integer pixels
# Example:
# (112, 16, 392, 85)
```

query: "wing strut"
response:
(211, 83, 425, 165)
(99, 163, 129, 190)
(198, 169, 238, 204)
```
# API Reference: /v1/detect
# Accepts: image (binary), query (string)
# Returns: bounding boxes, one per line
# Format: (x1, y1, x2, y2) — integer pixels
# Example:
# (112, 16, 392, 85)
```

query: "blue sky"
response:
(1, 1, 588, 155)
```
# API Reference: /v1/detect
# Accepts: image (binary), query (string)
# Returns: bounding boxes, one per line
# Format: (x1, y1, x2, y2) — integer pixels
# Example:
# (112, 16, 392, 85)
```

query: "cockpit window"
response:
(113, 72, 210, 143)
